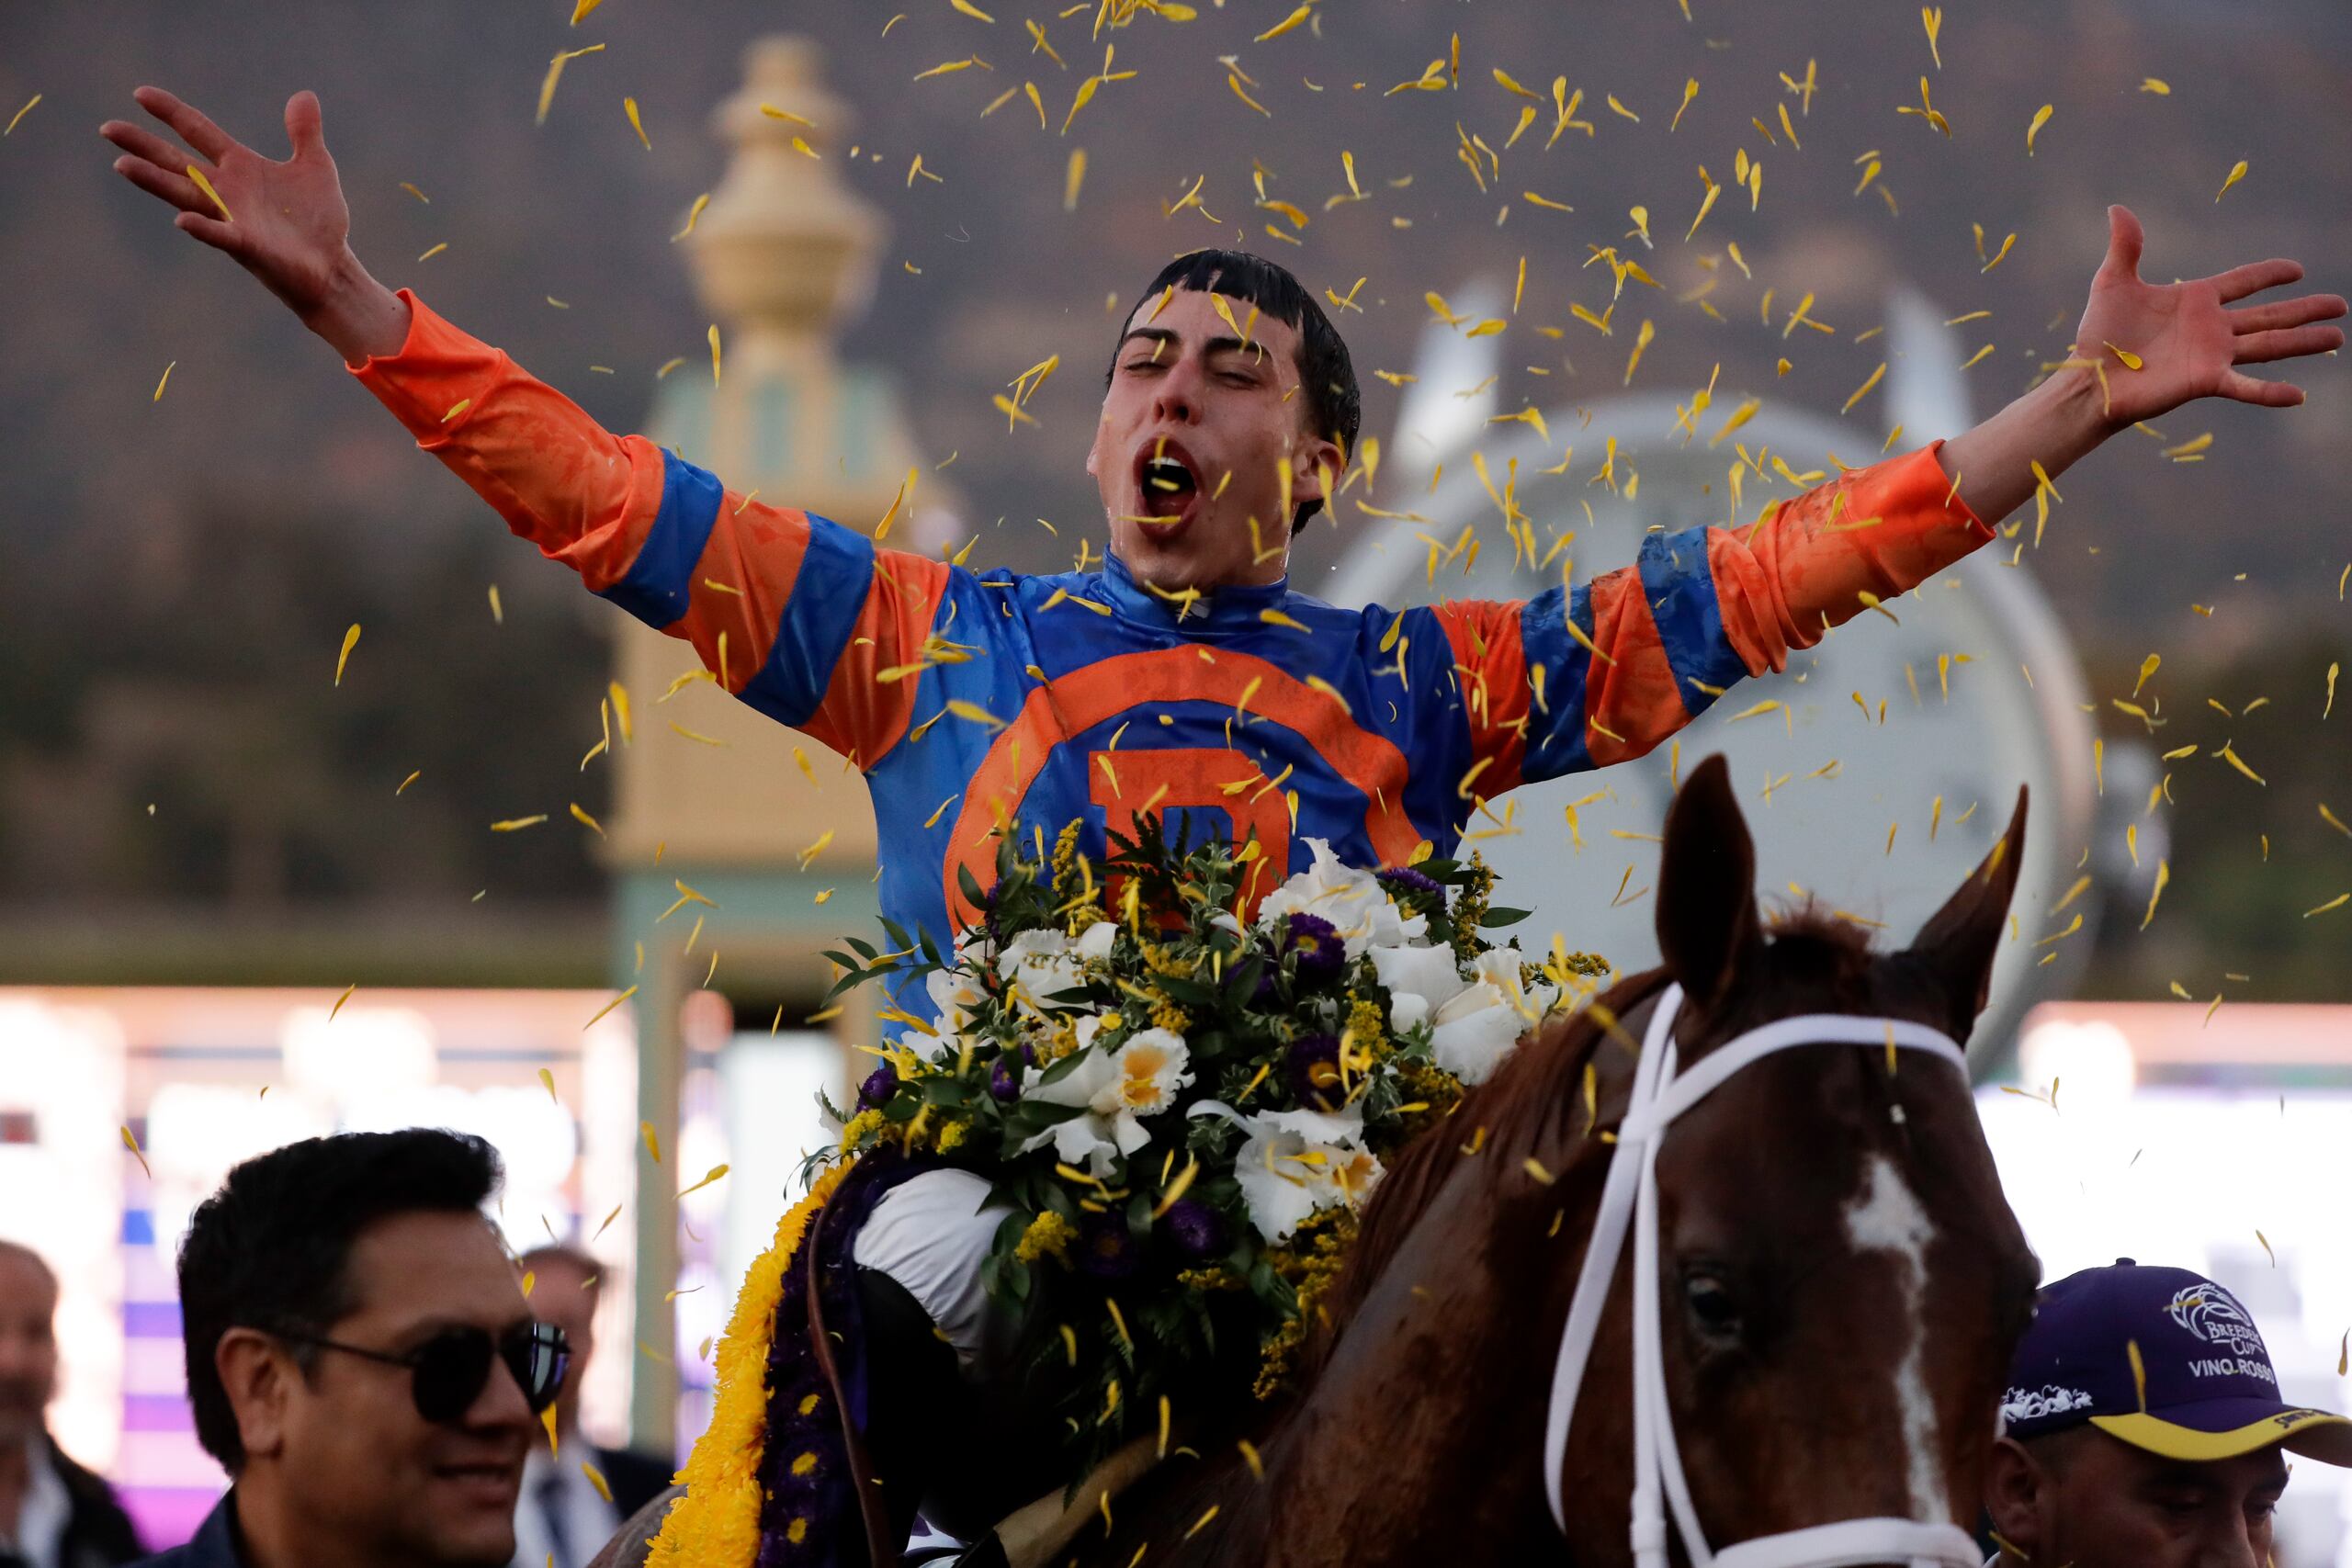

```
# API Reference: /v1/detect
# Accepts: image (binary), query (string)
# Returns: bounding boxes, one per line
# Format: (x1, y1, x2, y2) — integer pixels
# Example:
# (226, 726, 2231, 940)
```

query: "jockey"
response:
(104, 81, 2345, 1566)
(1984, 1260, 2352, 1568)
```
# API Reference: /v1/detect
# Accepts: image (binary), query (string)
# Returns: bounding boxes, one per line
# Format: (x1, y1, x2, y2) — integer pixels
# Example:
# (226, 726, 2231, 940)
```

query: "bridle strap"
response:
(1539, 984, 1981, 1568)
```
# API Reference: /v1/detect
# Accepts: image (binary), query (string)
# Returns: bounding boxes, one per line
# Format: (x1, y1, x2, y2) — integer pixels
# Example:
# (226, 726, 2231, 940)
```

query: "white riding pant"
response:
(850, 1168, 1026, 1378)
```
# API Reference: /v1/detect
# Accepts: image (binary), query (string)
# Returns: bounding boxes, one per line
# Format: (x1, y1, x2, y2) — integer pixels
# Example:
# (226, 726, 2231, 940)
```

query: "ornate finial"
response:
(685, 36, 883, 346)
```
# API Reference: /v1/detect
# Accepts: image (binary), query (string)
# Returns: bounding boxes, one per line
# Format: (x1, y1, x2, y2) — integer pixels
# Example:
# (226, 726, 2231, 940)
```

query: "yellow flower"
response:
(837, 1109, 888, 1151)
(935, 1118, 971, 1154)
(1015, 1209, 1078, 1263)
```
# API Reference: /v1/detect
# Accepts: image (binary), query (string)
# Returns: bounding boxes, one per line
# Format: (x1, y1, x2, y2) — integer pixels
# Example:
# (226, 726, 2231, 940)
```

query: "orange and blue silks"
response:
(354, 291, 1995, 999)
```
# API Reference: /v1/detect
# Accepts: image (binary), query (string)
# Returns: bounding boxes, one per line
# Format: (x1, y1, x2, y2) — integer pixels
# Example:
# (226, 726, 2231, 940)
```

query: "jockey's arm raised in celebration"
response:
(106, 82, 2346, 1567)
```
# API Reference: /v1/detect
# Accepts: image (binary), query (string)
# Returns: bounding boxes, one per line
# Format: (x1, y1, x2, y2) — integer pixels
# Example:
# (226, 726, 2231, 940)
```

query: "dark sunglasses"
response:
(277, 1321, 570, 1425)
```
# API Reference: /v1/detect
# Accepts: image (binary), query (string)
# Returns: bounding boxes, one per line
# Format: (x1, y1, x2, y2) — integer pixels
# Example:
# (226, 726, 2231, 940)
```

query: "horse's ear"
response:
(1656, 753, 1762, 1004)
(1905, 784, 2030, 1025)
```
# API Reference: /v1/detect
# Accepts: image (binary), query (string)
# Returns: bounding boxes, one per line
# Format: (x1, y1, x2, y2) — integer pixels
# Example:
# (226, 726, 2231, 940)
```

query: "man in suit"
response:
(0, 1241, 143, 1568)
(508, 1248, 668, 1568)
(132, 1130, 569, 1568)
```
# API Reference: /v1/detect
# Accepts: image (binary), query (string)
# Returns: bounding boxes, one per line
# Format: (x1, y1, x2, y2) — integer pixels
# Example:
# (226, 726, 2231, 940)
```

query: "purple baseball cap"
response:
(2000, 1258, 2352, 1464)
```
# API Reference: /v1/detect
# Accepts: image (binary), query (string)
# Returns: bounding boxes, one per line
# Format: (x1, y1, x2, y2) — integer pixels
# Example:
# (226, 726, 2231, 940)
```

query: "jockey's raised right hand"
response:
(102, 86, 410, 365)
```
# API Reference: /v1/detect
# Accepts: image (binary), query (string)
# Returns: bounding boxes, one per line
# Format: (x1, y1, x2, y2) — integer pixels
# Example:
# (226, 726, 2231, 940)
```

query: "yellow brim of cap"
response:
(2092, 1408, 2352, 1466)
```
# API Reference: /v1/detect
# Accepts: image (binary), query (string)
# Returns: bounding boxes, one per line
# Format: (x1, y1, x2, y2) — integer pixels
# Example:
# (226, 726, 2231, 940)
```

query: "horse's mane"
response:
(1305, 907, 1883, 1376)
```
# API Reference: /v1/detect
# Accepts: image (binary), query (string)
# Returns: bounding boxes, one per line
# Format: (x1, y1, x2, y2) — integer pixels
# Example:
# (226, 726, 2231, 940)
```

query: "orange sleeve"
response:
(349, 289, 951, 766)
(1706, 440, 1995, 678)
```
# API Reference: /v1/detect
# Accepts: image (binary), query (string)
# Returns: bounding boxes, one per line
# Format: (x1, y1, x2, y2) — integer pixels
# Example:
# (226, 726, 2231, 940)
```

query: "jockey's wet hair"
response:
(177, 1128, 503, 1472)
(1108, 249, 1361, 535)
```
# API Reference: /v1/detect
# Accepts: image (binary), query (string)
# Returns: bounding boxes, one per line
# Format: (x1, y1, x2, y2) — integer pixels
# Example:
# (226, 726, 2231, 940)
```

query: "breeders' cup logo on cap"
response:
(2165, 1282, 2263, 1359)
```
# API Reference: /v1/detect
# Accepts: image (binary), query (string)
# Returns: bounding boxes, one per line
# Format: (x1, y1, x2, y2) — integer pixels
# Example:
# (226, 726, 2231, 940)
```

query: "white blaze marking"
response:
(1842, 1153, 1947, 1523)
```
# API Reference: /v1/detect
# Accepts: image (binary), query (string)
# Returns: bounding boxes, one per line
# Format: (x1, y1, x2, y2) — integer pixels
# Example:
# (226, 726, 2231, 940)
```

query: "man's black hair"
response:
(177, 1129, 503, 1472)
(1108, 249, 1361, 536)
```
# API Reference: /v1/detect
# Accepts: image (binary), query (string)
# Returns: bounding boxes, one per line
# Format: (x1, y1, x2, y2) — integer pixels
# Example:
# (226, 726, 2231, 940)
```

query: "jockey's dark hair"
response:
(177, 1129, 503, 1472)
(1107, 249, 1361, 536)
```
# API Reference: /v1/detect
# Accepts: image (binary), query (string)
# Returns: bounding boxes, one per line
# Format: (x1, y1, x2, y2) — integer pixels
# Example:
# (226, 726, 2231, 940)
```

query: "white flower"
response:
(1190, 1099, 1382, 1242)
(1257, 839, 1429, 958)
(1076, 919, 1119, 962)
(1428, 944, 1560, 1086)
(924, 964, 988, 1038)
(1231, 1124, 1385, 1242)
(998, 929, 1087, 1018)
(1018, 1027, 1193, 1178)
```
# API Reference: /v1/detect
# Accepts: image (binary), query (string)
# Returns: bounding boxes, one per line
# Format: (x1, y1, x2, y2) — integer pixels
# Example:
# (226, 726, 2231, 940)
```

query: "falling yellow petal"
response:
(2026, 104, 2052, 156)
(707, 323, 722, 385)
(623, 96, 650, 149)
(121, 1125, 152, 1181)
(2215, 743, 2267, 786)
(1064, 147, 1087, 209)
(537, 44, 605, 127)
(334, 625, 361, 686)
(396, 770, 422, 795)
(569, 0, 605, 21)
(639, 1122, 662, 1163)
(2216, 160, 2248, 201)
(186, 164, 232, 221)
(491, 815, 549, 832)
(1668, 78, 1699, 135)
(2305, 894, 2350, 919)
(2140, 77, 2171, 95)
(2104, 341, 2143, 370)
(539, 1067, 560, 1102)
(1254, 1, 1313, 41)
(329, 982, 357, 1021)
(1841, 362, 1887, 415)
(1921, 6, 1944, 68)
(571, 803, 605, 836)
(152, 361, 176, 401)
(5, 95, 42, 137)
(2140, 860, 2169, 931)
(949, 0, 996, 17)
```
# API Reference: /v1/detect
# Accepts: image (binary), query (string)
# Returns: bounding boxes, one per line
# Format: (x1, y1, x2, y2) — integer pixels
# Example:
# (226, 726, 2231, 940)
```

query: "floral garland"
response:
(647, 1156, 855, 1567)
(812, 818, 1608, 1473)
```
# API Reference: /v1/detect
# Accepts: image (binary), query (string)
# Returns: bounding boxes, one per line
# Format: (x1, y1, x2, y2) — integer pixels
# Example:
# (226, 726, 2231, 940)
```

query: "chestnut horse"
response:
(596, 754, 2041, 1567)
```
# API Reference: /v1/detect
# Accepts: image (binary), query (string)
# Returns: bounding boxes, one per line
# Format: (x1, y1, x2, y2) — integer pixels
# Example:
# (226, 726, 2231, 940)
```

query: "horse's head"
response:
(1564, 752, 2040, 1554)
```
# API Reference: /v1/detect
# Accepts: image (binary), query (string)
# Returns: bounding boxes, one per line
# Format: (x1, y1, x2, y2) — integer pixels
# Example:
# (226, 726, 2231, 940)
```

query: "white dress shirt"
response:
(3, 1438, 70, 1568)
(509, 1442, 623, 1568)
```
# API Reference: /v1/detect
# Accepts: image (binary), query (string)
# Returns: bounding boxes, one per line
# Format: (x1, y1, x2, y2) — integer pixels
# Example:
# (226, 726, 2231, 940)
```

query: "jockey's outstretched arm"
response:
(102, 84, 947, 769)
(1439, 201, 2344, 795)
(1430, 441, 1991, 792)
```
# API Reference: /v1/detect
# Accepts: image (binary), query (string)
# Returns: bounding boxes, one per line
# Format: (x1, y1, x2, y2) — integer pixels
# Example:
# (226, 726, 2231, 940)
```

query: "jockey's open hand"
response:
(102, 86, 355, 320)
(2072, 204, 2345, 432)
(103, 86, 409, 363)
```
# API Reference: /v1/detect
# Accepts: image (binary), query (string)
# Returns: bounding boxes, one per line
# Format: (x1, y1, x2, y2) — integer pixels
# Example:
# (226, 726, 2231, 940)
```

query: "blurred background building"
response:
(0, 0, 2346, 1556)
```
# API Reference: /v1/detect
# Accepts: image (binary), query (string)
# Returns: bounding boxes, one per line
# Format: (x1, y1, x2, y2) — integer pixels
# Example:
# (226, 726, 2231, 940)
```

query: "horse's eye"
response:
(1683, 1272, 1742, 1341)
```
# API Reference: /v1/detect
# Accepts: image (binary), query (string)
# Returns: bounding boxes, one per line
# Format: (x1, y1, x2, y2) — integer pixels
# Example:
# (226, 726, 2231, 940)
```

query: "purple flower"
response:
(989, 1056, 1021, 1102)
(856, 1063, 899, 1109)
(1159, 1198, 1228, 1261)
(1283, 912, 1345, 985)
(1075, 1211, 1143, 1280)
(1285, 1032, 1346, 1111)
(1377, 866, 1442, 901)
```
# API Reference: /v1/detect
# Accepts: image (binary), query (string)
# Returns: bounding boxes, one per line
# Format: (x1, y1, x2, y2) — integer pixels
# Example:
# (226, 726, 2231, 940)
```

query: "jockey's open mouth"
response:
(1131, 433, 1204, 535)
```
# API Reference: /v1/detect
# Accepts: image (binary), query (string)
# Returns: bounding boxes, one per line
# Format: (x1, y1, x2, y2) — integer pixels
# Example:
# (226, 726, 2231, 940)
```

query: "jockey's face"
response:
(1087, 286, 1342, 594)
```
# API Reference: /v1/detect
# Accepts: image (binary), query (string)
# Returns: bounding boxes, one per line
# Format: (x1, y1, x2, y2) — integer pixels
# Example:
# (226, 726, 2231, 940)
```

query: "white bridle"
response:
(1539, 983, 1984, 1568)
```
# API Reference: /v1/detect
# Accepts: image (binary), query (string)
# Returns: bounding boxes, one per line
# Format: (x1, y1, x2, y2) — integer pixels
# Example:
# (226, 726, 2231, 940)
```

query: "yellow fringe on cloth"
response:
(646, 1157, 856, 1568)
